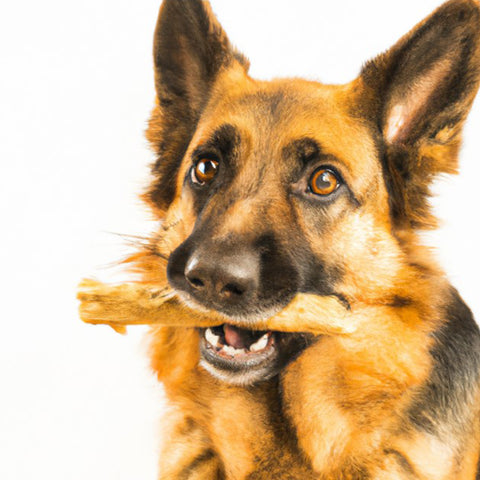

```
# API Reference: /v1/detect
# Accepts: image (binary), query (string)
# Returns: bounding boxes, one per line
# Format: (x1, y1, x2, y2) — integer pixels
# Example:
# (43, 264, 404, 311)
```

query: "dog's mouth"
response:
(203, 324, 275, 358)
(199, 324, 312, 385)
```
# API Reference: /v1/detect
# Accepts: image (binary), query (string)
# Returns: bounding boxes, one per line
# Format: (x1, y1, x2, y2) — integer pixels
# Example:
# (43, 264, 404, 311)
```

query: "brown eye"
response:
(192, 159, 219, 184)
(309, 168, 340, 196)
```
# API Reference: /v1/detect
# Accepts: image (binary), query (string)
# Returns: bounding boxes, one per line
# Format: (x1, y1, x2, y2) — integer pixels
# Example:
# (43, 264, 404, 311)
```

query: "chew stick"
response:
(77, 278, 357, 335)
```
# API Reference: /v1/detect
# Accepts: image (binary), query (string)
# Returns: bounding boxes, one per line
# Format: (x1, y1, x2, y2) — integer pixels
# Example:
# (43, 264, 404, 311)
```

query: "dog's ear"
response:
(145, 0, 248, 213)
(360, 0, 480, 229)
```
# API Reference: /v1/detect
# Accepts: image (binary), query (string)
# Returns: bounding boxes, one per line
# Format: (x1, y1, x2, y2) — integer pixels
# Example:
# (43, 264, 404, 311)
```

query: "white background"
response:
(1, 1, 479, 479)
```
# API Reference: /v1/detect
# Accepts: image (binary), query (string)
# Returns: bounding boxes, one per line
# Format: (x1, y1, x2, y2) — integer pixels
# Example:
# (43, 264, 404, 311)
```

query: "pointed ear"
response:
(145, 0, 248, 212)
(360, 0, 480, 229)
(363, 0, 480, 146)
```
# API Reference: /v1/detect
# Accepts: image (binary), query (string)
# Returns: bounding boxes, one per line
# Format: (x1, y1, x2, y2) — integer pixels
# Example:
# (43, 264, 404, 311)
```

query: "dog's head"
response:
(144, 0, 480, 385)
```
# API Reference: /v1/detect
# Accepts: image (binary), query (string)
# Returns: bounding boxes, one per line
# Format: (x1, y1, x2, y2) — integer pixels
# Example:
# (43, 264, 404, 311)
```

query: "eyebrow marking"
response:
(191, 123, 240, 161)
(282, 137, 322, 164)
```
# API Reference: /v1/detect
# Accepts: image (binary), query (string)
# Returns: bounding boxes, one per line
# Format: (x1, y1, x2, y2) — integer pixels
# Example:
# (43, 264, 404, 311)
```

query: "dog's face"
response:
(145, 0, 480, 385)
(165, 78, 393, 384)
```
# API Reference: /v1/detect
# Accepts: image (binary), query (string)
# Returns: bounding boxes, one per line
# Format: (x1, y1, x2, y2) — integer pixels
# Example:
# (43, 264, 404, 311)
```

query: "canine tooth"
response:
(205, 328, 220, 346)
(250, 333, 269, 352)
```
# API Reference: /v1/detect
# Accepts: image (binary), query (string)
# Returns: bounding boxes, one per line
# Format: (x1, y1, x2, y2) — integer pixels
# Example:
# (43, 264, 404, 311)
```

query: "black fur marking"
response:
(388, 296, 413, 308)
(253, 232, 300, 310)
(333, 293, 351, 310)
(178, 448, 223, 480)
(407, 288, 480, 435)
(282, 137, 323, 168)
(379, 145, 409, 226)
(368, 127, 412, 232)
(384, 449, 416, 475)
(191, 124, 241, 165)
(242, 379, 318, 478)
(282, 137, 351, 174)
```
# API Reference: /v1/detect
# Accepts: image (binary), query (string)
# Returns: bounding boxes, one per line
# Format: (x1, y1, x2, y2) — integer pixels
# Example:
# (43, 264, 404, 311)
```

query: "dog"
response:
(128, 0, 480, 477)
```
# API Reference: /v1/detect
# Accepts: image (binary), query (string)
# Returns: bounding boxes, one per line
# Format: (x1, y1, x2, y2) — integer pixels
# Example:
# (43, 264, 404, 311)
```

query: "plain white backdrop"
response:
(1, 1, 479, 478)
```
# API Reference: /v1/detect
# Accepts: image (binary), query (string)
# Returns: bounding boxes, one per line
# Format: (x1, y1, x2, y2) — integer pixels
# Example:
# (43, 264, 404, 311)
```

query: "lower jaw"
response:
(198, 356, 282, 386)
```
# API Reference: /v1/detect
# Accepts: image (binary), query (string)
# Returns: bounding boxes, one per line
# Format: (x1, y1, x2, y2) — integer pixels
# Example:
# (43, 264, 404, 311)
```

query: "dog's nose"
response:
(183, 248, 259, 304)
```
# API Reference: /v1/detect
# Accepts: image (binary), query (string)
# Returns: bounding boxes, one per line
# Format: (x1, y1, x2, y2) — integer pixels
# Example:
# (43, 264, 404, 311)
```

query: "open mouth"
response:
(206, 324, 274, 354)
(199, 324, 313, 385)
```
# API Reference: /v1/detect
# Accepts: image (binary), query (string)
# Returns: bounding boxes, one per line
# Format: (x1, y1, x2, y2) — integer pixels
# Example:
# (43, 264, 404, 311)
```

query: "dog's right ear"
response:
(359, 0, 480, 229)
(145, 0, 248, 213)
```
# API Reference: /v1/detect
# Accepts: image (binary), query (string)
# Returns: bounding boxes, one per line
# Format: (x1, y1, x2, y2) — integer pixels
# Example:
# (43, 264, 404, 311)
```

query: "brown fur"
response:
(90, 0, 480, 478)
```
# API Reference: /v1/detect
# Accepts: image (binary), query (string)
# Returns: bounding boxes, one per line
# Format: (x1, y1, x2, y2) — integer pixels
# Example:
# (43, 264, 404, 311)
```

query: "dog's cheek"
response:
(292, 196, 404, 302)
(326, 211, 405, 301)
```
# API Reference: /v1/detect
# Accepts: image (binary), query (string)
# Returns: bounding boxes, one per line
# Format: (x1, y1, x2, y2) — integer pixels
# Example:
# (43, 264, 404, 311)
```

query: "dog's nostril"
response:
(186, 275, 205, 289)
(220, 283, 245, 298)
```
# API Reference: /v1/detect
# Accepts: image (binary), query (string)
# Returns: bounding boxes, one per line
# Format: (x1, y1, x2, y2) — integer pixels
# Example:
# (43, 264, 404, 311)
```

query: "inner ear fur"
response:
(360, 0, 480, 229)
(145, 0, 248, 213)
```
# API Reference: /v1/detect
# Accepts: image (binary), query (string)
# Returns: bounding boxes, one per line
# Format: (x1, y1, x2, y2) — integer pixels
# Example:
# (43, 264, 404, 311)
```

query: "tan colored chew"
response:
(77, 278, 356, 335)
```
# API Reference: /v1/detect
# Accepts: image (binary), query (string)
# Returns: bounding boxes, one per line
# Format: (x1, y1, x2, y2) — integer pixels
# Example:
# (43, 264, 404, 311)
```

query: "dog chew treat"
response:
(78, 278, 356, 336)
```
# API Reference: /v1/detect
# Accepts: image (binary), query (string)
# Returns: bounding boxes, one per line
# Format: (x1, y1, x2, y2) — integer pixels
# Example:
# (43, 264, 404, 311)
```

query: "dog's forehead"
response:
(193, 76, 381, 195)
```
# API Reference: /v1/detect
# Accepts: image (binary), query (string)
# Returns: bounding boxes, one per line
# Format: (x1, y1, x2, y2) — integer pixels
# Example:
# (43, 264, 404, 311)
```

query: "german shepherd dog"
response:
(136, 0, 480, 477)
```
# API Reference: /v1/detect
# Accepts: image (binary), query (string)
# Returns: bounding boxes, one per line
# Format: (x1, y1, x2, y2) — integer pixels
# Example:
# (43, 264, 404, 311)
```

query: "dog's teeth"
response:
(222, 345, 237, 356)
(205, 328, 220, 347)
(250, 333, 269, 352)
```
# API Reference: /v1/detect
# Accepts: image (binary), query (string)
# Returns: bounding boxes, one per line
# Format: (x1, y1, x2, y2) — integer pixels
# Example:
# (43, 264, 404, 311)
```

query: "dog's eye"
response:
(192, 159, 219, 185)
(309, 168, 340, 196)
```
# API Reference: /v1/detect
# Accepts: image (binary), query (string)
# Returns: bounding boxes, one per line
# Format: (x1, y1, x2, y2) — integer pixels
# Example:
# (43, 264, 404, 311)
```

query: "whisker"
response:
(151, 250, 169, 261)
(104, 231, 152, 245)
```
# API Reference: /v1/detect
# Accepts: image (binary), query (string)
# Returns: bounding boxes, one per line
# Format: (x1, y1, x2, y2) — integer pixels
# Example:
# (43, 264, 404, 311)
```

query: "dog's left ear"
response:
(360, 0, 480, 228)
(146, 0, 249, 213)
